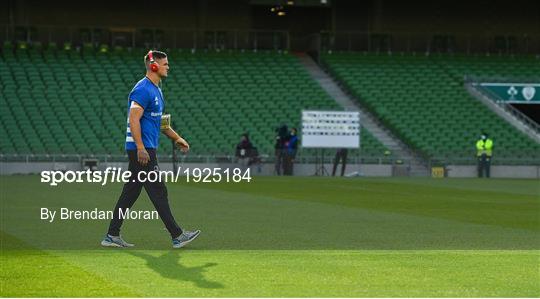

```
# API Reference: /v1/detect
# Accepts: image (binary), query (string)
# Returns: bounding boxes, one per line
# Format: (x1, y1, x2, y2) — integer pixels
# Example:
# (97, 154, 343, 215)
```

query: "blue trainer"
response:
(101, 234, 134, 248)
(172, 230, 201, 249)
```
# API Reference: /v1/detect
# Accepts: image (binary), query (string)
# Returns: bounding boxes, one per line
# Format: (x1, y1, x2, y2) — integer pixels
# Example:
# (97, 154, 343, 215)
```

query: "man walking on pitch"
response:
(476, 132, 493, 178)
(101, 50, 200, 248)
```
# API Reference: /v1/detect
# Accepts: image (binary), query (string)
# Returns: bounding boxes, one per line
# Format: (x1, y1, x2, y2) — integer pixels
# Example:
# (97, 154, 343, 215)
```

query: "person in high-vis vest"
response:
(476, 133, 493, 178)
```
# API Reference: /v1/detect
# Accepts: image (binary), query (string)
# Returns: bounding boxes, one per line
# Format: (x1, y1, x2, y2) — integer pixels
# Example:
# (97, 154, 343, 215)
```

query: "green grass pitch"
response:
(1, 175, 539, 297)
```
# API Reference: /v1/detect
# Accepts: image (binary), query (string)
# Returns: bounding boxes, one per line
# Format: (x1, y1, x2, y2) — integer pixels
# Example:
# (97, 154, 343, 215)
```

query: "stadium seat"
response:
(321, 52, 540, 164)
(0, 47, 389, 159)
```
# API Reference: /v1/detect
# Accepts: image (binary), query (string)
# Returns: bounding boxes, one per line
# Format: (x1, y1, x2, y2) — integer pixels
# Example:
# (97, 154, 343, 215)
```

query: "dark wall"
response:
(3, 0, 539, 52)
(330, 0, 540, 37)
(5, 0, 251, 30)
(329, 0, 540, 53)
(364, 0, 540, 36)
(332, 1, 372, 32)
(252, 5, 332, 50)
(6, 0, 539, 34)
(252, 6, 331, 34)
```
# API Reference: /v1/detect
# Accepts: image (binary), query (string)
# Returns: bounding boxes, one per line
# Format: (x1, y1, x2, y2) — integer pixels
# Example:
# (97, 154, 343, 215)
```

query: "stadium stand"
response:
(321, 52, 540, 163)
(0, 43, 388, 159)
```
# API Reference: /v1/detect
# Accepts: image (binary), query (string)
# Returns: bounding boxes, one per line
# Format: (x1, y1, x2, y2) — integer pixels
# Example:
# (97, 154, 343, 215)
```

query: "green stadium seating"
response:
(321, 52, 540, 163)
(0, 45, 388, 159)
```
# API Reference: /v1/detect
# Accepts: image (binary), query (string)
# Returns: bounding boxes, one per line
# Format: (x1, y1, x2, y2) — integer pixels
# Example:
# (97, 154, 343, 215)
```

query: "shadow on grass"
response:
(129, 250, 224, 289)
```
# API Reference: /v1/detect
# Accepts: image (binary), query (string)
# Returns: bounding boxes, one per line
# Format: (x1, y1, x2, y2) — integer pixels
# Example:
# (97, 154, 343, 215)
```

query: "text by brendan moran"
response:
(40, 208, 159, 223)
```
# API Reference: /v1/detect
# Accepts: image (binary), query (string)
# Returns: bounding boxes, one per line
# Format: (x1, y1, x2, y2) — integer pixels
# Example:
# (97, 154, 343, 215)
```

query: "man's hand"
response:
(175, 137, 190, 153)
(137, 148, 150, 166)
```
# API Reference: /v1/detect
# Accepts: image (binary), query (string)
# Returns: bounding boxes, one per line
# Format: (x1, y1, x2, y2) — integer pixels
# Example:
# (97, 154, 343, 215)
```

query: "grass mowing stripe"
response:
(192, 177, 540, 231)
(2, 178, 536, 250)
(0, 231, 138, 297)
(51, 249, 540, 297)
(1, 176, 537, 249)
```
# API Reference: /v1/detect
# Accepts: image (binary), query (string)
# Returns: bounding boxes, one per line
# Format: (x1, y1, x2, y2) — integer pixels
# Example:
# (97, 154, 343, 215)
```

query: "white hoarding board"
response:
(301, 110, 360, 148)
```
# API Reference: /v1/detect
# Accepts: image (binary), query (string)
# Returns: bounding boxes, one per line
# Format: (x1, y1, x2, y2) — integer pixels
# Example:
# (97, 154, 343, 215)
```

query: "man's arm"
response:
(162, 127, 190, 153)
(129, 102, 150, 165)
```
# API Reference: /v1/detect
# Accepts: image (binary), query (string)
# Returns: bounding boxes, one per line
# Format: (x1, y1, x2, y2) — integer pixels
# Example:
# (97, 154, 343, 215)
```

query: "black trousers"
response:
(477, 154, 491, 178)
(107, 149, 183, 238)
(274, 149, 285, 175)
(283, 151, 296, 176)
(332, 149, 348, 177)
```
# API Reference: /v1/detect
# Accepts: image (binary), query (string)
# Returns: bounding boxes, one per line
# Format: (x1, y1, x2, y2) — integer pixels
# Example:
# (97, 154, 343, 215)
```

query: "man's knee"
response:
(145, 181, 168, 199)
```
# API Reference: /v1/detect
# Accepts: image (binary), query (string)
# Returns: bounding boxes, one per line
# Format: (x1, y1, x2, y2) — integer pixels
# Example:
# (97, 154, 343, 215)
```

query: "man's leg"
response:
(107, 151, 143, 236)
(238, 158, 248, 171)
(287, 154, 293, 175)
(481, 154, 488, 178)
(485, 156, 491, 178)
(477, 156, 483, 178)
(280, 149, 287, 175)
(341, 150, 348, 177)
(284, 153, 292, 175)
(143, 149, 183, 239)
(274, 149, 281, 175)
(282, 153, 288, 175)
(332, 153, 339, 176)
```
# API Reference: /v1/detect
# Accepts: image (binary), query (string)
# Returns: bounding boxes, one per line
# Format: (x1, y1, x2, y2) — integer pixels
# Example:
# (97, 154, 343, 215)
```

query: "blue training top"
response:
(125, 77, 164, 150)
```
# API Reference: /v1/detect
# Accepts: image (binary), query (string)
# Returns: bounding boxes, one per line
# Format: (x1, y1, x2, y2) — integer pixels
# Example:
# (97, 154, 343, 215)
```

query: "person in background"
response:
(284, 128, 299, 175)
(274, 124, 289, 175)
(476, 133, 493, 178)
(236, 133, 254, 170)
(332, 148, 348, 177)
(247, 145, 263, 173)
